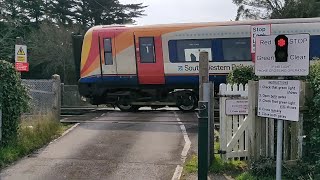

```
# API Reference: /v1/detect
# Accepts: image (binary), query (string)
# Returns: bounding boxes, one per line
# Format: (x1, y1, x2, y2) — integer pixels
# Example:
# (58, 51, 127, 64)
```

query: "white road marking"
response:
(172, 112, 191, 180)
(49, 123, 80, 144)
(100, 113, 105, 117)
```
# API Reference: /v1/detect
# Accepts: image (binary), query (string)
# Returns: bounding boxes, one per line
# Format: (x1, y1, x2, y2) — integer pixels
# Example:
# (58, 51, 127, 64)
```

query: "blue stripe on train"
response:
(79, 75, 138, 85)
(79, 75, 227, 86)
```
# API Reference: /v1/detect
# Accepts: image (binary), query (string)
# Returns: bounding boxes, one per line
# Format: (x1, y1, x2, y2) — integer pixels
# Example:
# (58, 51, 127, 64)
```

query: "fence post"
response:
(248, 80, 258, 163)
(52, 74, 61, 121)
(219, 84, 227, 161)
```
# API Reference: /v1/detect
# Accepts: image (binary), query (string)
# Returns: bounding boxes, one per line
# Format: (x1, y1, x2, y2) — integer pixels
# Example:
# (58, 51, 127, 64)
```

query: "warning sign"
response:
(17, 47, 25, 55)
(15, 45, 27, 63)
(15, 62, 29, 72)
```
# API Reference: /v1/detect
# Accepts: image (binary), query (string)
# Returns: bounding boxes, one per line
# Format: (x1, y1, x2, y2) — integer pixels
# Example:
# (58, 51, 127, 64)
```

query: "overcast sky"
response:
(119, 0, 238, 25)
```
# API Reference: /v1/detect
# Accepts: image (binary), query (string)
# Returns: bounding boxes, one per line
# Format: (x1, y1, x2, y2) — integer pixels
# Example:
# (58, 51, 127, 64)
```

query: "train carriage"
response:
(78, 17, 320, 111)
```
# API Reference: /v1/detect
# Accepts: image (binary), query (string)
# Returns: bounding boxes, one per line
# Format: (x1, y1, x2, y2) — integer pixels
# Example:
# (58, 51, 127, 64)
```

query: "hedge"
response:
(0, 60, 29, 146)
(227, 65, 258, 85)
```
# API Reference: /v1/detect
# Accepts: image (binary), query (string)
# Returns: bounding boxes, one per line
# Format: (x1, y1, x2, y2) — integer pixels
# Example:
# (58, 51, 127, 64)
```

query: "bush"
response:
(0, 60, 29, 146)
(227, 65, 258, 85)
(302, 58, 320, 177)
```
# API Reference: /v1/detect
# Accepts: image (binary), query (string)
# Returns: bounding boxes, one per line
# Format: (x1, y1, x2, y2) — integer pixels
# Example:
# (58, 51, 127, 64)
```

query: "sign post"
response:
(254, 33, 310, 180)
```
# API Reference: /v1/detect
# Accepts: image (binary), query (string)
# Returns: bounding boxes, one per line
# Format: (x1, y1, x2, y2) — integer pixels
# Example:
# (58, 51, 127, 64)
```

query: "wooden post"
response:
(290, 121, 299, 160)
(270, 118, 275, 158)
(219, 84, 227, 161)
(248, 81, 258, 162)
(261, 117, 267, 157)
(52, 74, 61, 121)
(199, 51, 209, 101)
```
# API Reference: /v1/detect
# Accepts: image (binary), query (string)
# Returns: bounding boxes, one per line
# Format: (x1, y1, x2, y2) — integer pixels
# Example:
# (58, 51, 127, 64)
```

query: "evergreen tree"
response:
(75, 0, 146, 27)
(19, 0, 45, 26)
(48, 0, 77, 25)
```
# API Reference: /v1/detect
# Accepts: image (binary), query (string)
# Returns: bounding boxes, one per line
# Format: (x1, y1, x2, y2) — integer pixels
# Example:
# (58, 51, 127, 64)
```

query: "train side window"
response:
(139, 37, 156, 63)
(310, 35, 320, 59)
(104, 38, 113, 65)
(168, 39, 213, 63)
(221, 38, 251, 61)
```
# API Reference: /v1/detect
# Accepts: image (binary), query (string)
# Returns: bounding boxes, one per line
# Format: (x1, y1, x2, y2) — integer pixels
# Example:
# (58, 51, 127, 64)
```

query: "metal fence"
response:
(61, 84, 93, 107)
(21, 75, 61, 120)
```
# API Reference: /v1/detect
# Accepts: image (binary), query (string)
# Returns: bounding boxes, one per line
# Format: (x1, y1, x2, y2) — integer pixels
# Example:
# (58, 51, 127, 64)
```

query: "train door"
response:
(134, 32, 165, 84)
(99, 32, 117, 76)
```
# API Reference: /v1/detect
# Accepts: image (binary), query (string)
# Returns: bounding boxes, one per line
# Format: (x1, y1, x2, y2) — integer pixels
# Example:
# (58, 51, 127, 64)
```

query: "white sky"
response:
(119, 0, 238, 25)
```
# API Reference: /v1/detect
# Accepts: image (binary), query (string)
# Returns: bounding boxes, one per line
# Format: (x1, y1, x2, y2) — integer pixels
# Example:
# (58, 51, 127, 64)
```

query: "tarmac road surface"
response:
(0, 108, 198, 180)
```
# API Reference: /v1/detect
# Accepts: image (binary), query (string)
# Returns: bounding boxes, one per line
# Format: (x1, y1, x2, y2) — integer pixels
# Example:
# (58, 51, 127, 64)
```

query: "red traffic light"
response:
(277, 38, 286, 47)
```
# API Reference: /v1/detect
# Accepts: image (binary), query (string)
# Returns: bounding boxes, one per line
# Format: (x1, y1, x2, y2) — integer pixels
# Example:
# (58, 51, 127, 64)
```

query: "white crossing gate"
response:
(219, 83, 249, 161)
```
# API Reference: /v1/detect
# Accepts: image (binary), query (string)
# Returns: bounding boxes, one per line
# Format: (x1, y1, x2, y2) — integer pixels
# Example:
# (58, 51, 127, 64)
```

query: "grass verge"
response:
(0, 114, 74, 169)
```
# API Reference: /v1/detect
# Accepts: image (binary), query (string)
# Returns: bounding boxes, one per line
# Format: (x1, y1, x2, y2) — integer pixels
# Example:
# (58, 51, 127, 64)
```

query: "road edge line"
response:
(49, 123, 80, 144)
(172, 112, 191, 180)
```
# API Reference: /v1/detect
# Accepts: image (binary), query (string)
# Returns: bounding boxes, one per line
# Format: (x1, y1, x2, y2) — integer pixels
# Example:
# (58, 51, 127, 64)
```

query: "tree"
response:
(24, 23, 85, 84)
(19, 0, 45, 26)
(233, 0, 320, 20)
(74, 0, 147, 27)
(0, 0, 147, 83)
(48, 0, 77, 25)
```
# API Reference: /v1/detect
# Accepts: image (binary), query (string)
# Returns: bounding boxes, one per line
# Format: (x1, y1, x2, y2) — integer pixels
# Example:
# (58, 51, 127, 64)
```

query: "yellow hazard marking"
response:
(17, 47, 25, 55)
(17, 56, 25, 62)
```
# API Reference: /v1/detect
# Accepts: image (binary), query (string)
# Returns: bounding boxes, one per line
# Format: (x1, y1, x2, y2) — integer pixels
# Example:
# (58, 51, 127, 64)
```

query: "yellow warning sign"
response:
(17, 47, 25, 55)
(17, 56, 25, 62)
(15, 45, 27, 63)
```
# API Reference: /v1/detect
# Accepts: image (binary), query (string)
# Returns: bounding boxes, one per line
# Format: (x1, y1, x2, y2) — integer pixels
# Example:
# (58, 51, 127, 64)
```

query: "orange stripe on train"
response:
(80, 23, 215, 78)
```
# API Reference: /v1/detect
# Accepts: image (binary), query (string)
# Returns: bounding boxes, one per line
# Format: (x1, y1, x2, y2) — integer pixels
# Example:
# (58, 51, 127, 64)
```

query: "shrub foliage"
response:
(0, 60, 29, 146)
(304, 59, 320, 177)
(227, 65, 258, 85)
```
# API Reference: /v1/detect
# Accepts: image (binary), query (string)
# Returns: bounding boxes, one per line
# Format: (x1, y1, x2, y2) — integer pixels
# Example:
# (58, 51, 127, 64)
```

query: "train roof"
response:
(89, 17, 320, 31)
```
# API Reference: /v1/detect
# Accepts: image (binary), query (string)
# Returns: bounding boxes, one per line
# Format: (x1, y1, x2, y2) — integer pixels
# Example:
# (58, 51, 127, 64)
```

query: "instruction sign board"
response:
(258, 80, 300, 121)
(255, 34, 310, 76)
(225, 99, 248, 115)
(251, 24, 271, 53)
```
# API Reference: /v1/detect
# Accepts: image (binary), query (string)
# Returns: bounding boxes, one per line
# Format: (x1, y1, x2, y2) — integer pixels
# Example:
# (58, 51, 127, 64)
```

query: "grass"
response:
(184, 154, 198, 173)
(235, 172, 278, 180)
(0, 114, 74, 169)
(182, 141, 248, 179)
(182, 140, 291, 180)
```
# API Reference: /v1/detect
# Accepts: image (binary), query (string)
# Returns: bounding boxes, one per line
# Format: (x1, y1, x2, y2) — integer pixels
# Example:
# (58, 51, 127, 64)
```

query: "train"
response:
(78, 17, 320, 111)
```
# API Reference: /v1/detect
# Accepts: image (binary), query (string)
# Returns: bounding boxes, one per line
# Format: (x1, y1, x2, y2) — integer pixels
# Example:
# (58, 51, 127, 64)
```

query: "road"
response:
(0, 108, 198, 180)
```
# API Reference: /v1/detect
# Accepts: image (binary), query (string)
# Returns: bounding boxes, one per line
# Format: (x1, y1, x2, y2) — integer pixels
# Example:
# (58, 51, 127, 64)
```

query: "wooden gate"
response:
(219, 81, 306, 162)
(219, 83, 249, 161)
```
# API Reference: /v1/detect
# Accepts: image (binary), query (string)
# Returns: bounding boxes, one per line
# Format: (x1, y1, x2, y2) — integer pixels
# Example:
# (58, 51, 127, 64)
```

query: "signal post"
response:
(254, 33, 309, 180)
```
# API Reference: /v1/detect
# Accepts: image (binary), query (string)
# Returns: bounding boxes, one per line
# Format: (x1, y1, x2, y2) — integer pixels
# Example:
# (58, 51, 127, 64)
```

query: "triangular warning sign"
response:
(17, 47, 25, 55)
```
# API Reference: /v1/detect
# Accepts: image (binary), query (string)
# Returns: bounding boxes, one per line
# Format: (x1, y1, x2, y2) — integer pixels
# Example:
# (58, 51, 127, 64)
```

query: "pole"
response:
(203, 83, 211, 167)
(276, 119, 283, 180)
(198, 101, 208, 180)
(276, 76, 285, 180)
(198, 51, 209, 179)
